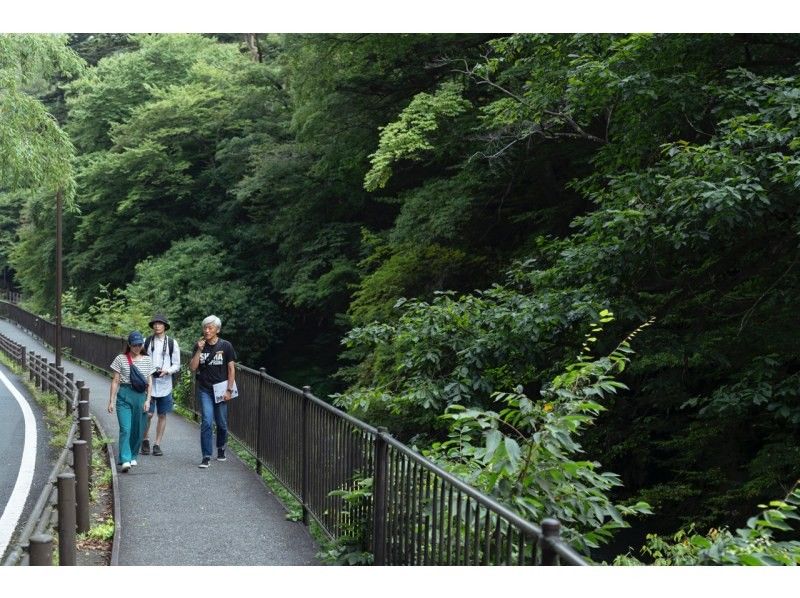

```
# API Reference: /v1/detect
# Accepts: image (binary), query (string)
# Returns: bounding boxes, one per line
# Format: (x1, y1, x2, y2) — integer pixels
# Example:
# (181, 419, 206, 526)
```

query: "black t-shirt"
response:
(193, 338, 236, 390)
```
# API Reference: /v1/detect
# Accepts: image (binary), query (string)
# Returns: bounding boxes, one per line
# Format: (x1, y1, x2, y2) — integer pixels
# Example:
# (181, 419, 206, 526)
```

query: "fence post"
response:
(78, 386, 90, 418)
(256, 367, 266, 476)
(43, 359, 50, 393)
(372, 427, 389, 566)
(540, 518, 561, 566)
(72, 440, 90, 534)
(57, 365, 68, 416)
(57, 473, 77, 566)
(28, 534, 53, 566)
(29, 351, 35, 383)
(301, 385, 312, 526)
(79, 416, 93, 484)
(19, 345, 25, 369)
(44, 361, 52, 394)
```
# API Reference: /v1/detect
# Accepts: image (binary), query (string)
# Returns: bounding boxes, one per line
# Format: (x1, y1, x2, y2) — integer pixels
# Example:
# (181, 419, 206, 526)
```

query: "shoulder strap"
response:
(145, 335, 174, 366)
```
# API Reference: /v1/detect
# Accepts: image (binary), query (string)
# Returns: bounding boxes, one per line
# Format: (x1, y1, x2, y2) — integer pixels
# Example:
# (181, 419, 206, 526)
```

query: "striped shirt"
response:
(110, 354, 155, 386)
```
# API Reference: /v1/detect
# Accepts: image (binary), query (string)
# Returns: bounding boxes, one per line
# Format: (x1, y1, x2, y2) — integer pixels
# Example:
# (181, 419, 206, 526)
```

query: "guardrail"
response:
(0, 331, 115, 566)
(0, 300, 587, 565)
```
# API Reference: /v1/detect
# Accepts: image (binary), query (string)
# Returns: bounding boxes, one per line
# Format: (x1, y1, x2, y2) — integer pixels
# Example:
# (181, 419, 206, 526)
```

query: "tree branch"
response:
(737, 251, 799, 336)
(445, 56, 607, 152)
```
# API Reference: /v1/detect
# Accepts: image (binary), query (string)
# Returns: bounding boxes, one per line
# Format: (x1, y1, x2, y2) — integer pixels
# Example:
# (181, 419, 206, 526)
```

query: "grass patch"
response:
(79, 518, 115, 542)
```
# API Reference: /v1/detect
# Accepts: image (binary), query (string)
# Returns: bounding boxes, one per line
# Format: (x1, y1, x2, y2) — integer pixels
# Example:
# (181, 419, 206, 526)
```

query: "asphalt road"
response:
(0, 362, 52, 561)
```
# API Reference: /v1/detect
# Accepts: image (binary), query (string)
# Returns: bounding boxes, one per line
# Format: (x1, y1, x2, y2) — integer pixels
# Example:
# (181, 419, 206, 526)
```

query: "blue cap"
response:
(128, 331, 144, 346)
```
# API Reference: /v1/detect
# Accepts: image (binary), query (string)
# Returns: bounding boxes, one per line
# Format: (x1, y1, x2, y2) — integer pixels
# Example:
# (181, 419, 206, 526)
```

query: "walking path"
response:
(0, 319, 319, 565)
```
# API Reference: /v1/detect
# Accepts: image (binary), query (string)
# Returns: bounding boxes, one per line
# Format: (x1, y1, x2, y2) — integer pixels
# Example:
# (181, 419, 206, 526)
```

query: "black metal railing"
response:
(0, 331, 115, 566)
(0, 301, 588, 565)
(2, 288, 21, 305)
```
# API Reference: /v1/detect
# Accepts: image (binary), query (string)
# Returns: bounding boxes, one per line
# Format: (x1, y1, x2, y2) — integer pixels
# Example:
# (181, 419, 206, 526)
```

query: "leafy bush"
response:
(615, 484, 800, 565)
(427, 312, 654, 553)
(317, 475, 374, 566)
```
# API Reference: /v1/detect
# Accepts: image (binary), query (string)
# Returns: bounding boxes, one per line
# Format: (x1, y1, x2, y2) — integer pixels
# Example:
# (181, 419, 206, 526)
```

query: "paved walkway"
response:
(0, 319, 319, 566)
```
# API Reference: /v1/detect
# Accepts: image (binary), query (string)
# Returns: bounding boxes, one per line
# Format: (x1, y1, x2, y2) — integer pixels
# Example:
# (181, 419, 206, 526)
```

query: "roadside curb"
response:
(92, 415, 120, 566)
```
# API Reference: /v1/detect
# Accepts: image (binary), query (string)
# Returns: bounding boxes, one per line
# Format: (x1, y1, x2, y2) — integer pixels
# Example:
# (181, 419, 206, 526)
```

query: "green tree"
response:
(429, 315, 654, 553)
(345, 33, 800, 543)
(124, 236, 285, 364)
(0, 34, 84, 198)
(0, 34, 84, 308)
(58, 34, 287, 304)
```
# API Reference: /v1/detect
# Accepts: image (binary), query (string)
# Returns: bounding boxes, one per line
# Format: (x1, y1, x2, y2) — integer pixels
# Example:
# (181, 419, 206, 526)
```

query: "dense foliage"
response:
(615, 484, 800, 565)
(0, 34, 84, 198)
(3, 33, 800, 561)
(0, 34, 84, 281)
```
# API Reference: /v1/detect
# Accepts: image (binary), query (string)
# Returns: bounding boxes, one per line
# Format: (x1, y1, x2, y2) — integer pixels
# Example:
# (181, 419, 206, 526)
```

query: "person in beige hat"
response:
(140, 314, 181, 456)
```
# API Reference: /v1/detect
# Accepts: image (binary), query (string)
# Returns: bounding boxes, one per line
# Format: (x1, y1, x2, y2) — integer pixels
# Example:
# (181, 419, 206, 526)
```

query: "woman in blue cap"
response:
(107, 331, 155, 472)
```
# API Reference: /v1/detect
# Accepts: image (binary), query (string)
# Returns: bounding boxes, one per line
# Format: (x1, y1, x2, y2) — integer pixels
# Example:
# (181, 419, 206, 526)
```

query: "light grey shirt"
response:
(148, 335, 181, 398)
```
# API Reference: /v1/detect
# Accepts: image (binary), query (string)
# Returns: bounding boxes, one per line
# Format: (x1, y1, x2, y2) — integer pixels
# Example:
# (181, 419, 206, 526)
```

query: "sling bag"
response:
(126, 353, 149, 393)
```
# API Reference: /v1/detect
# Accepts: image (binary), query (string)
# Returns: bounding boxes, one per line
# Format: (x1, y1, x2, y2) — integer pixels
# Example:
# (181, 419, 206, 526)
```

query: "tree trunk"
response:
(244, 34, 262, 63)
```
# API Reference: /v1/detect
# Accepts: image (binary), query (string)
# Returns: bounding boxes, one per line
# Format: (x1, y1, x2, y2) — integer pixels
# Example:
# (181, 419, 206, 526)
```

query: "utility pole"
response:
(55, 188, 62, 367)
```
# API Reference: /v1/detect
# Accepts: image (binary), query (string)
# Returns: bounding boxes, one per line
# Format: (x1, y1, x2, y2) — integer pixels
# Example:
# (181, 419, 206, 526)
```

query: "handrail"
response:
(543, 528, 589, 566)
(381, 431, 543, 538)
(0, 300, 589, 566)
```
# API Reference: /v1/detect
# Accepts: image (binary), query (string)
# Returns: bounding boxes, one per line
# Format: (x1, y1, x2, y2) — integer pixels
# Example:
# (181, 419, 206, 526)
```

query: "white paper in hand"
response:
(213, 380, 239, 403)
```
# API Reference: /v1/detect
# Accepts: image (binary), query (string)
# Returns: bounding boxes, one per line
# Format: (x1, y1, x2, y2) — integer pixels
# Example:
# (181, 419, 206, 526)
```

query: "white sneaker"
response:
(121, 462, 131, 472)
(130, 460, 138, 466)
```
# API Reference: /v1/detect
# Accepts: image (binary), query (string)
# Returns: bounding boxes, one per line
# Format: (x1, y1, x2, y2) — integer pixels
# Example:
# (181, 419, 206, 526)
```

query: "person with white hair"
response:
(189, 314, 237, 468)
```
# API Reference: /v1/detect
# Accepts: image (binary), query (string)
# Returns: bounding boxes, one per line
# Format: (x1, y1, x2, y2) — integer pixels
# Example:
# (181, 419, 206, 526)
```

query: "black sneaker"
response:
(198, 457, 210, 469)
(140, 439, 150, 455)
(152, 444, 163, 456)
(216, 448, 226, 461)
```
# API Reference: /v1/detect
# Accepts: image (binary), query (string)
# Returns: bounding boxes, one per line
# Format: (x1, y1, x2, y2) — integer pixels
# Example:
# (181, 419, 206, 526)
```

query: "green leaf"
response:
(504, 437, 521, 469)
(484, 429, 502, 460)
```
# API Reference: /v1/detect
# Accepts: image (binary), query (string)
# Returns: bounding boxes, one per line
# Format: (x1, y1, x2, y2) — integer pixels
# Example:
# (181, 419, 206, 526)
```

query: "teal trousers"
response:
(116, 385, 147, 464)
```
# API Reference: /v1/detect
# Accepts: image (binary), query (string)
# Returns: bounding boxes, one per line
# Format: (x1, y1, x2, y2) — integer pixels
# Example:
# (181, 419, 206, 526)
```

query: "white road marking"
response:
(0, 368, 37, 556)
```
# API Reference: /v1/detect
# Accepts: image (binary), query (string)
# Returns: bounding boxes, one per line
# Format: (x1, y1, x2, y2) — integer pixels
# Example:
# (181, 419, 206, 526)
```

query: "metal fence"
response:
(0, 300, 588, 565)
(0, 331, 111, 566)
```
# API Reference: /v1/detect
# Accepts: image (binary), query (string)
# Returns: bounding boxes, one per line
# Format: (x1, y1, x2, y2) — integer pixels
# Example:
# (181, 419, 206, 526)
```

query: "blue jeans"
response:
(198, 386, 228, 458)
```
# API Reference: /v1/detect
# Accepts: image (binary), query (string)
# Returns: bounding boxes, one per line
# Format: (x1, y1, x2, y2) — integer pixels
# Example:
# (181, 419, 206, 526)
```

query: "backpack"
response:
(144, 334, 180, 384)
(125, 353, 149, 393)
